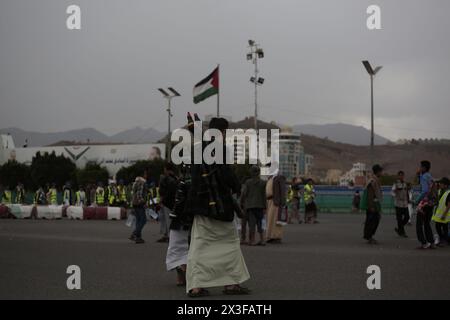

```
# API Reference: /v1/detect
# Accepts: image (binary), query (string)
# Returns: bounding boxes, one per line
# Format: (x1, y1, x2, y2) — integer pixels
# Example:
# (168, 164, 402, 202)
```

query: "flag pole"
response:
(217, 64, 220, 117)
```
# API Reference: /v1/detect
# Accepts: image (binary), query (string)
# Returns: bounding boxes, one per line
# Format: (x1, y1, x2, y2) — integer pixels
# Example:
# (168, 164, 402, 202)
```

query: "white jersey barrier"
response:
(36, 205, 63, 219)
(67, 206, 126, 220)
(3, 204, 34, 219)
(0, 205, 125, 220)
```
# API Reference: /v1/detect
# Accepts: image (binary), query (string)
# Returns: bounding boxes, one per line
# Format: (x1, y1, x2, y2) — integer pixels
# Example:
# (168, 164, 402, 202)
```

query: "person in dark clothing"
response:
(363, 164, 383, 245)
(165, 164, 192, 286)
(240, 165, 267, 246)
(352, 191, 361, 213)
(186, 117, 250, 297)
(415, 160, 436, 249)
(158, 162, 179, 243)
(391, 171, 410, 238)
(129, 171, 148, 244)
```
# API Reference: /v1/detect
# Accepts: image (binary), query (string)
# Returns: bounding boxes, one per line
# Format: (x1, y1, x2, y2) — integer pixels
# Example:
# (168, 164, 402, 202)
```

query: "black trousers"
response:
(416, 205, 434, 245)
(364, 210, 381, 240)
(247, 208, 264, 234)
(395, 207, 410, 235)
(435, 222, 449, 244)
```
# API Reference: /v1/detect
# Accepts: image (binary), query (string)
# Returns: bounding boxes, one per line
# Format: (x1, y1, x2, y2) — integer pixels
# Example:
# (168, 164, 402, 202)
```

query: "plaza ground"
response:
(0, 213, 449, 300)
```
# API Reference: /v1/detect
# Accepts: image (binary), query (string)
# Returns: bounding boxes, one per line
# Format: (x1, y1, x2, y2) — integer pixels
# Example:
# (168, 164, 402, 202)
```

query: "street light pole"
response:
(362, 61, 382, 165)
(167, 97, 172, 161)
(254, 56, 258, 131)
(158, 87, 180, 162)
(370, 74, 374, 156)
(247, 40, 264, 131)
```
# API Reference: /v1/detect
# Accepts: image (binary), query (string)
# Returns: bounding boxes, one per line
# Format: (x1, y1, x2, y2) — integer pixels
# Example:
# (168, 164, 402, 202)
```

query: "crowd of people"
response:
(360, 160, 450, 249)
(1, 117, 449, 297)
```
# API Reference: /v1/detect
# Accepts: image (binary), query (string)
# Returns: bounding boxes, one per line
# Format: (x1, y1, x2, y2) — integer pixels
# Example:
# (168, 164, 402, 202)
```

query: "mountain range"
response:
(1, 122, 391, 147)
(2, 122, 449, 179)
(0, 127, 165, 147)
(292, 123, 391, 145)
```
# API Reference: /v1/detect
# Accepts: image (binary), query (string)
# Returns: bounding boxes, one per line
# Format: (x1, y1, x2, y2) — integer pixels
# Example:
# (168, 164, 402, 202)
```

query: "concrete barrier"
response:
(66, 206, 84, 220)
(0, 205, 10, 218)
(36, 205, 63, 219)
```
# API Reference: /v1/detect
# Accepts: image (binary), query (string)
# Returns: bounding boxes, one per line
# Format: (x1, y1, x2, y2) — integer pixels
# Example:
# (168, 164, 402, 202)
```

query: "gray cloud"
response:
(1, 0, 449, 141)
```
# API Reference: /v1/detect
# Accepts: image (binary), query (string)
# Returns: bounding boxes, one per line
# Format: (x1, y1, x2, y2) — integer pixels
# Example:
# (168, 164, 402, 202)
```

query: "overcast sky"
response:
(1, 0, 450, 141)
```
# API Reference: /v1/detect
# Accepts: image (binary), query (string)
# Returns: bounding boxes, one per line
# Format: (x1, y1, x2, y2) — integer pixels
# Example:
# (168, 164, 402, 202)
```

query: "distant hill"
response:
(300, 134, 450, 180)
(0, 127, 110, 147)
(109, 127, 165, 144)
(293, 123, 391, 145)
(0, 127, 165, 147)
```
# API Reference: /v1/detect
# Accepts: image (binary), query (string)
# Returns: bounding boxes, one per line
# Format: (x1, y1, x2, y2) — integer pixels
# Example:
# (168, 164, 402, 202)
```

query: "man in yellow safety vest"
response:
(15, 183, 26, 204)
(1, 186, 12, 204)
(75, 186, 87, 206)
(95, 182, 106, 206)
(303, 178, 318, 224)
(432, 177, 450, 246)
(117, 180, 128, 207)
(107, 181, 118, 206)
(47, 183, 58, 205)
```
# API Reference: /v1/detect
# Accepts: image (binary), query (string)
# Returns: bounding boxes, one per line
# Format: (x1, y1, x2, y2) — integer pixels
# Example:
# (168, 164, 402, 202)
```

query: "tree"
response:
(30, 151, 77, 189)
(116, 159, 166, 185)
(76, 163, 109, 188)
(0, 160, 31, 189)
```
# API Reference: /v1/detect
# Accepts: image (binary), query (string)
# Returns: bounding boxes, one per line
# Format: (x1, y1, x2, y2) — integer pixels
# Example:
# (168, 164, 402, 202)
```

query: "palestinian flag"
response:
(193, 66, 219, 104)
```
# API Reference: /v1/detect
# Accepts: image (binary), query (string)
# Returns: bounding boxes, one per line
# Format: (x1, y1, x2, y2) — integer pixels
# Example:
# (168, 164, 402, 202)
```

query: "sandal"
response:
(223, 285, 251, 295)
(188, 288, 210, 298)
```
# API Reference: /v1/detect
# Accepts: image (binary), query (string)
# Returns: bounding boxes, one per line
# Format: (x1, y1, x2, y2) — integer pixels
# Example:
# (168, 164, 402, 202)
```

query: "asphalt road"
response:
(1, 213, 449, 300)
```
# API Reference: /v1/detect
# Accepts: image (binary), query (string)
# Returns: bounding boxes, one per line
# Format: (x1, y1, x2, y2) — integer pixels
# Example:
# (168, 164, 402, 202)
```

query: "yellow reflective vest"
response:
(118, 186, 128, 203)
(96, 188, 105, 205)
(2, 190, 12, 204)
(303, 184, 315, 204)
(49, 189, 58, 205)
(432, 189, 450, 223)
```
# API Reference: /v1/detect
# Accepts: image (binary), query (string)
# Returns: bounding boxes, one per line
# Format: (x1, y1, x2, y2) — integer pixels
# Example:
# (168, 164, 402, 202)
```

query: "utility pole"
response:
(158, 87, 181, 162)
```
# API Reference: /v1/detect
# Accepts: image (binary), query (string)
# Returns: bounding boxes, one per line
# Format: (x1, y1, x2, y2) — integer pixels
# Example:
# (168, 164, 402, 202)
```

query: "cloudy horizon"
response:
(1, 0, 450, 141)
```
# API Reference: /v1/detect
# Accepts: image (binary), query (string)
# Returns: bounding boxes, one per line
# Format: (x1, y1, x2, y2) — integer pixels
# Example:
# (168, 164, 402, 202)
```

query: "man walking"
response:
(186, 117, 250, 297)
(363, 164, 383, 245)
(391, 171, 409, 238)
(129, 171, 148, 244)
(415, 160, 435, 249)
(240, 165, 267, 246)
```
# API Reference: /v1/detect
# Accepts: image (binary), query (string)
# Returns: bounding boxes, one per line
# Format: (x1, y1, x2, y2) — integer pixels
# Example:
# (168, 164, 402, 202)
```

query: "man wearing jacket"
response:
(391, 171, 409, 238)
(129, 171, 148, 244)
(240, 165, 267, 246)
(363, 164, 383, 245)
(415, 160, 435, 249)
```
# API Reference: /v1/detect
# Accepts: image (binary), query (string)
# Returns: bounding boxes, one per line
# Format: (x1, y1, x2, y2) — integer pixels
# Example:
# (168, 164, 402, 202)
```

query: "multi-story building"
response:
(339, 162, 368, 186)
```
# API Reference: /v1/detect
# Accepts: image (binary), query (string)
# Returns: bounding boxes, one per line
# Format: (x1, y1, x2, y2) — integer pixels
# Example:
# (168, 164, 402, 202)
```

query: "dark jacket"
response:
(159, 173, 178, 210)
(367, 180, 381, 213)
(241, 176, 266, 210)
(272, 175, 287, 207)
(186, 161, 241, 222)
(132, 177, 148, 207)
